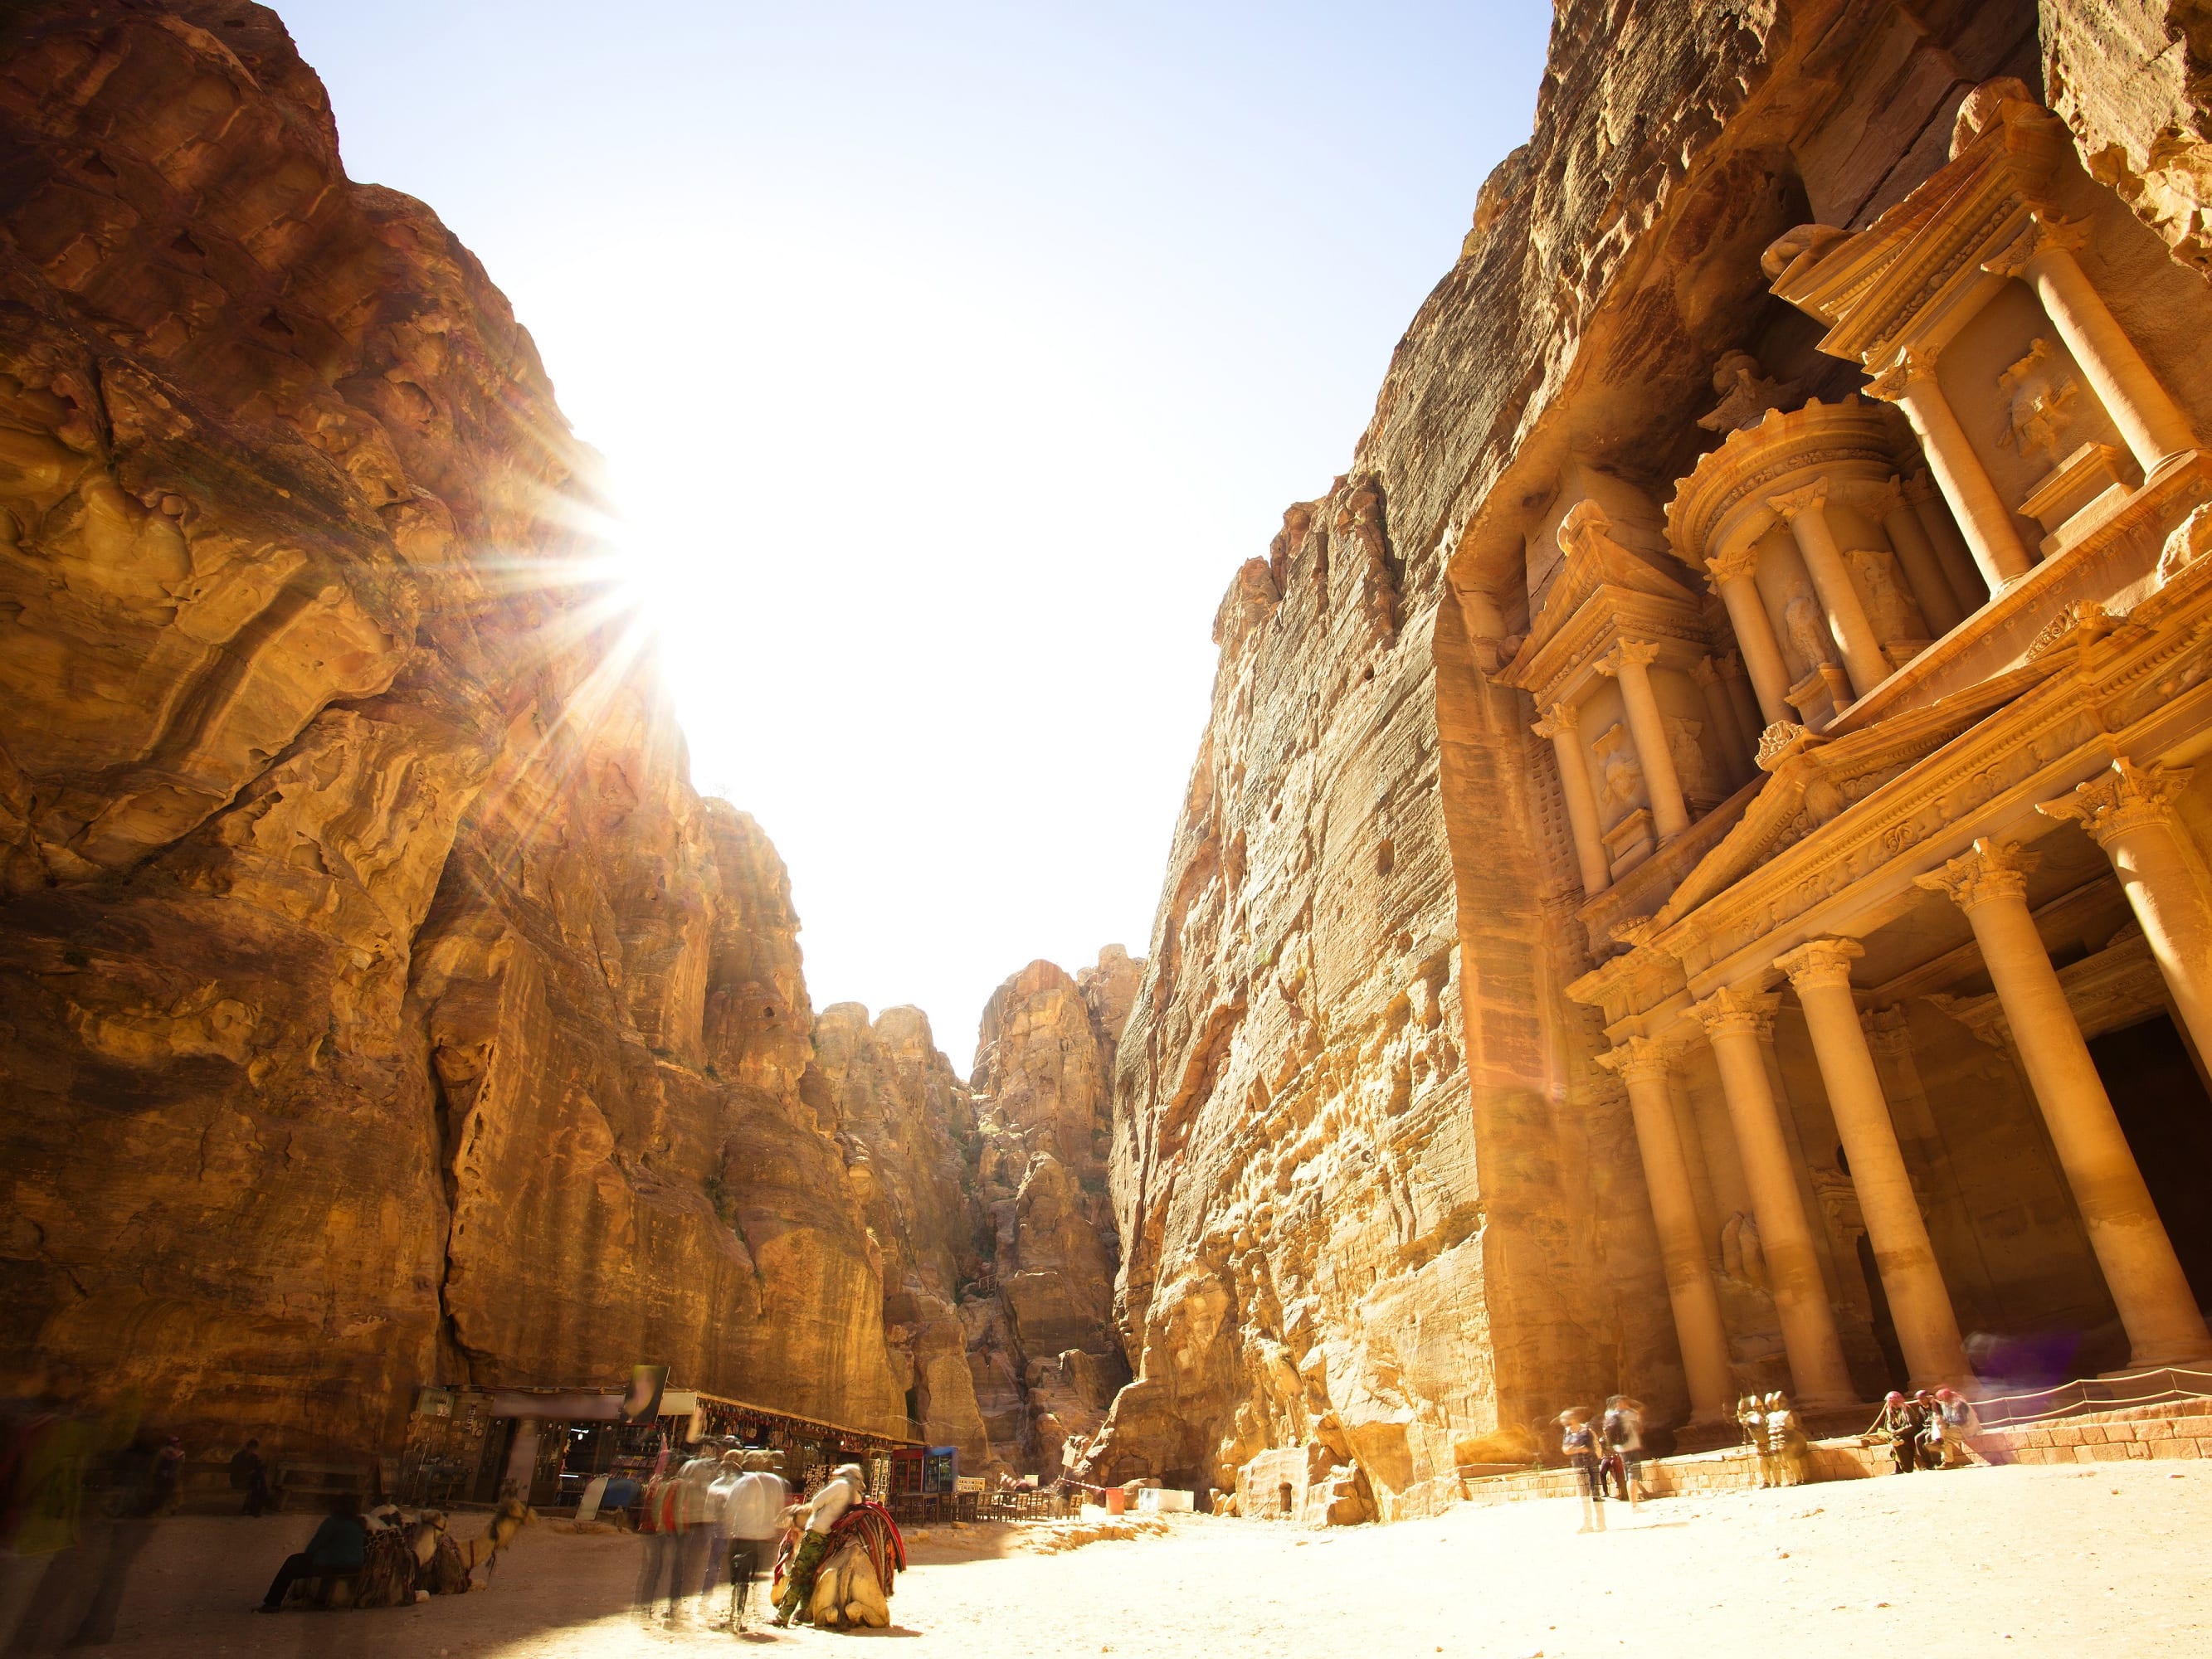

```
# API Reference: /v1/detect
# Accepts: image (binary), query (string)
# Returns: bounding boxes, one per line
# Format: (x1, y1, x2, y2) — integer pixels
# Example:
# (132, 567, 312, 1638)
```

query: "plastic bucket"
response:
(1104, 1486, 1126, 1515)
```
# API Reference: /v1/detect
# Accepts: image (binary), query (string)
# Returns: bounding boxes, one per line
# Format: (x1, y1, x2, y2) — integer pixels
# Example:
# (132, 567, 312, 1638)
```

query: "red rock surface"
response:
(0, 0, 901, 1453)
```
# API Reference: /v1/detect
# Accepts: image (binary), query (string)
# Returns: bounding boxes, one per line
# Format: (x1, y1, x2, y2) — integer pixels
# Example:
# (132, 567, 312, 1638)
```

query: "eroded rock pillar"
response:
(1693, 655, 1752, 781)
(1707, 542, 1793, 729)
(1867, 351, 2034, 589)
(2005, 219, 2196, 472)
(2039, 760, 2212, 1068)
(1601, 641, 1690, 839)
(1917, 839, 2212, 1365)
(1599, 1036, 1735, 1423)
(1872, 478, 1966, 635)
(1770, 480, 1889, 699)
(1536, 703, 1610, 896)
(1693, 985, 1858, 1405)
(1775, 938, 1971, 1391)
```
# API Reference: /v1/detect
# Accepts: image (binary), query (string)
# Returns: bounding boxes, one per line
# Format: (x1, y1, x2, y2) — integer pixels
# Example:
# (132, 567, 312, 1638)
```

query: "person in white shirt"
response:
(771, 1462, 864, 1627)
(721, 1450, 791, 1630)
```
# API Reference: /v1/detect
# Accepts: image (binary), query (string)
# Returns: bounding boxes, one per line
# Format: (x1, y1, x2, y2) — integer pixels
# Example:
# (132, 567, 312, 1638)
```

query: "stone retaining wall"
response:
(1385, 1400, 2212, 1518)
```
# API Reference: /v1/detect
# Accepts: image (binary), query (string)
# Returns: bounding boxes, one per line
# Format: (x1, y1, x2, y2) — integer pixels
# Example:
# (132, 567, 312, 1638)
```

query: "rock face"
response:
(1088, 0, 2074, 1516)
(807, 949, 1139, 1477)
(2042, 0, 2212, 275)
(0, 1, 901, 1452)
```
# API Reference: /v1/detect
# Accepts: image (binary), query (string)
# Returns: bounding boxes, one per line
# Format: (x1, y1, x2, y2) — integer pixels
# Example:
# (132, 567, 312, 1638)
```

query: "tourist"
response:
(1932, 1387, 1982, 1467)
(1762, 1393, 1807, 1487)
(148, 1437, 185, 1516)
(253, 1493, 366, 1612)
(660, 1452, 722, 1627)
(1869, 1391, 1922, 1473)
(1600, 1396, 1644, 1506)
(227, 1438, 270, 1516)
(1558, 1409, 1605, 1534)
(772, 1461, 864, 1626)
(724, 1449, 791, 1631)
(1738, 1395, 1771, 1484)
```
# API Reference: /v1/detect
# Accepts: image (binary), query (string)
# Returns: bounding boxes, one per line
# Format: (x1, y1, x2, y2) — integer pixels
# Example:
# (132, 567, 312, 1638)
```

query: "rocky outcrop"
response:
(804, 949, 1139, 1478)
(0, 0, 900, 1452)
(2043, 0, 2212, 274)
(968, 949, 1138, 1470)
(1087, 0, 2048, 1514)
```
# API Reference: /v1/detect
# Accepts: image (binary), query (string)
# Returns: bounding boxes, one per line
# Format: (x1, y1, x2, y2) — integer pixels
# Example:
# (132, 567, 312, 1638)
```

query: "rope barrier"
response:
(1966, 1364, 2212, 1426)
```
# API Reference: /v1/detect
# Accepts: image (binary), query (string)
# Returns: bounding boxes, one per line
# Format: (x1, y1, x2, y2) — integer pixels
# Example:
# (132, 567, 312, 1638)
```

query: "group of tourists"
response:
(1737, 1392, 1809, 1487)
(1557, 1396, 1646, 1531)
(632, 1448, 881, 1631)
(1868, 1387, 1979, 1473)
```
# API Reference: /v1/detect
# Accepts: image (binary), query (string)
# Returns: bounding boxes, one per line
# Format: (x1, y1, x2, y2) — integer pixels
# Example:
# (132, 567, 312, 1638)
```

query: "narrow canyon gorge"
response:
(9, 0, 2212, 1537)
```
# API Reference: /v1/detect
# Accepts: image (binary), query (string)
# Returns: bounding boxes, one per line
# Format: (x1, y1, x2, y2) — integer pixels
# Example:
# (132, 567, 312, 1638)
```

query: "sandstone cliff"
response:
(802, 948, 1140, 1477)
(1088, 0, 2053, 1515)
(0, 1, 901, 1452)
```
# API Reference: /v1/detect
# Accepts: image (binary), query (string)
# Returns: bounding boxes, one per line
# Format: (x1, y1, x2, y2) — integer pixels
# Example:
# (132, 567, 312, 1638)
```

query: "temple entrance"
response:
(2088, 1014, 2212, 1311)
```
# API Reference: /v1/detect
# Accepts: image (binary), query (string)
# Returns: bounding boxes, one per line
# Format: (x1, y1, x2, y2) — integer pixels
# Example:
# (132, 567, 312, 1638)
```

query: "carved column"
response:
(2039, 760, 2212, 1064)
(1866, 351, 2034, 589)
(1917, 839, 2212, 1365)
(2000, 217, 2197, 473)
(1716, 653, 1764, 761)
(1598, 1037, 1735, 1423)
(1769, 480, 1890, 699)
(1903, 471, 1987, 615)
(1535, 703, 1611, 897)
(1693, 655, 1752, 783)
(1705, 542, 1793, 730)
(1775, 938, 1972, 1390)
(1693, 984, 1858, 1405)
(1870, 478, 1966, 635)
(1599, 641, 1690, 839)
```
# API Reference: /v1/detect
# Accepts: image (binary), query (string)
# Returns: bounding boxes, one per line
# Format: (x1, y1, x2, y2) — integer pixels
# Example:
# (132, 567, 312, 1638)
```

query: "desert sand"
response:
(31, 1460, 2210, 1658)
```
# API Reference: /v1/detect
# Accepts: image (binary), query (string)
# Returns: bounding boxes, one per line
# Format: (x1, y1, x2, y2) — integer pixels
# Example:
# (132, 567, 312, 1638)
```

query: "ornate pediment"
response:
(1642, 673, 2023, 925)
(1766, 98, 2070, 371)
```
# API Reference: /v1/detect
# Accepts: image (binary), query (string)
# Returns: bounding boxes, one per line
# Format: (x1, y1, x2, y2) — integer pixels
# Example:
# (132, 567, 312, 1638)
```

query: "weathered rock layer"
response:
(0, 0, 904, 1452)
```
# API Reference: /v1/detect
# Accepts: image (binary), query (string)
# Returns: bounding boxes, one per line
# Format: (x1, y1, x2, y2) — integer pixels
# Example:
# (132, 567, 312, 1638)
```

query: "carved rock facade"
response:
(1092, 0, 2212, 1521)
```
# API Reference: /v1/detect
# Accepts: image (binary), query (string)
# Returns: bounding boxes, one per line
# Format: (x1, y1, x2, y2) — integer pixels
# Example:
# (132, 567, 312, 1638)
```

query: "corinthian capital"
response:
(1982, 212, 2090, 279)
(1706, 539, 1762, 586)
(1774, 937, 1866, 992)
(1912, 837, 2039, 913)
(1693, 982, 1780, 1040)
(1864, 349, 1938, 405)
(1596, 1034, 1674, 1087)
(1766, 479, 1830, 523)
(1599, 640, 1662, 677)
(2036, 757, 2193, 848)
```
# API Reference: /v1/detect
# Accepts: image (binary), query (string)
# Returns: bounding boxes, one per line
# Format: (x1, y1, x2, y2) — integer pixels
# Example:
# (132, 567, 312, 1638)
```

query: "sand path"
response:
(27, 1458, 2210, 1657)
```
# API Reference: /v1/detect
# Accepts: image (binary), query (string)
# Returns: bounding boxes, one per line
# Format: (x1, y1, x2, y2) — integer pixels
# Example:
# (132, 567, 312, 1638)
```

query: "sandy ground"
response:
(12, 1459, 2210, 1657)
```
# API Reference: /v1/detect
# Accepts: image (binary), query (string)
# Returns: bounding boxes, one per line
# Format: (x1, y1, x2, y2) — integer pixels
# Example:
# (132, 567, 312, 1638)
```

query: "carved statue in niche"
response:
(1664, 715, 1711, 799)
(1696, 350, 1804, 435)
(1843, 547, 1924, 642)
(1591, 722, 1644, 815)
(1721, 1209, 1768, 1291)
(1995, 338, 2079, 465)
(1782, 587, 1835, 678)
(2158, 504, 2212, 586)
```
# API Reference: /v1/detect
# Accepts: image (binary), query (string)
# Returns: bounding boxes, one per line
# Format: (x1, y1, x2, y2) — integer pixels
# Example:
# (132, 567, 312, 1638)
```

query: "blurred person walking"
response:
(227, 1439, 270, 1517)
(1558, 1410, 1605, 1534)
(723, 1450, 790, 1631)
(1601, 1396, 1644, 1506)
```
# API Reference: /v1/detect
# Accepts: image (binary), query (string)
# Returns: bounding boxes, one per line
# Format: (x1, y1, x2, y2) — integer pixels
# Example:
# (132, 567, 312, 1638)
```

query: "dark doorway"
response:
(1856, 1232, 1910, 1393)
(2088, 1013, 2212, 1308)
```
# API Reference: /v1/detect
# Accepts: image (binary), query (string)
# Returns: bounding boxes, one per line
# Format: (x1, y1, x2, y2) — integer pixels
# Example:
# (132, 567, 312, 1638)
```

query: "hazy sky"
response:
(280, 1, 1552, 1070)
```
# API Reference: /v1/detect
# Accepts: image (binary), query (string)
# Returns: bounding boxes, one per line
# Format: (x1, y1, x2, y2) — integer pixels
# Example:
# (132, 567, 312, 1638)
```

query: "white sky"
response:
(280, 0, 1552, 1071)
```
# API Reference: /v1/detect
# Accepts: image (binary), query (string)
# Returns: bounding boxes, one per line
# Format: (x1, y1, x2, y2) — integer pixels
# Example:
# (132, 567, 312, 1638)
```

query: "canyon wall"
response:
(810, 946, 1140, 1477)
(0, 0, 905, 1453)
(1089, 0, 2063, 1515)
